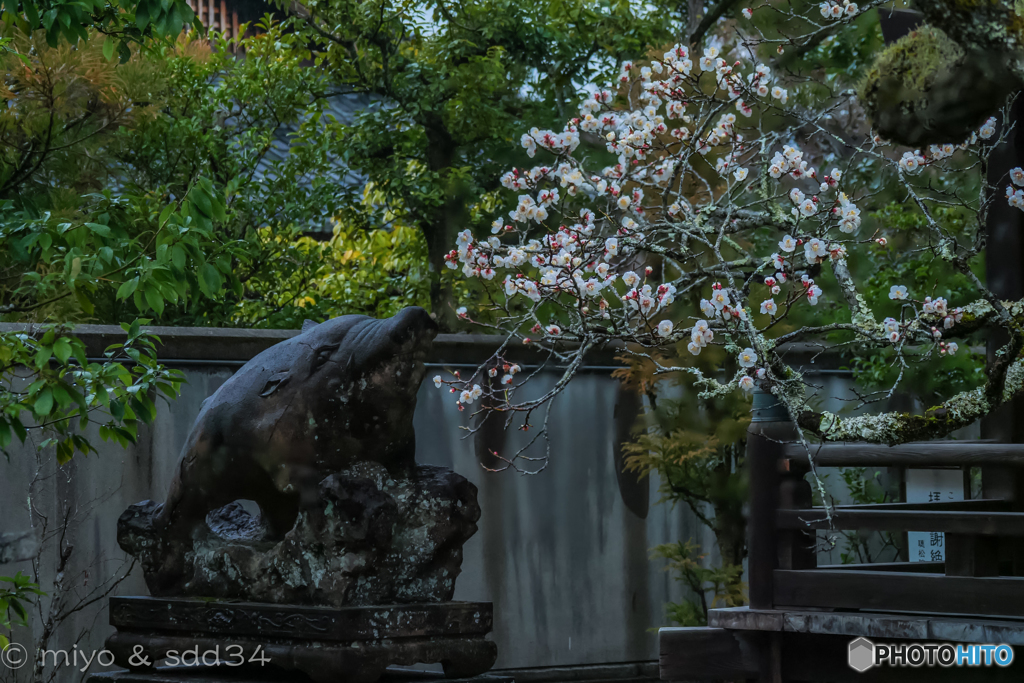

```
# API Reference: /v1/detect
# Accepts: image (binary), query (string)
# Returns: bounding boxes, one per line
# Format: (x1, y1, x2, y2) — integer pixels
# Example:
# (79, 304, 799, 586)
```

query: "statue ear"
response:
(302, 319, 320, 332)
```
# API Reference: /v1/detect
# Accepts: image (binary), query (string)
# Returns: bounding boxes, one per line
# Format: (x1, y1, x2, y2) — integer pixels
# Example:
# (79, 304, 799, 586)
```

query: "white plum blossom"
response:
(459, 384, 483, 404)
(710, 288, 731, 311)
(804, 238, 828, 262)
(807, 284, 823, 305)
(979, 117, 997, 139)
(738, 348, 758, 368)
(433, 375, 443, 388)
(899, 151, 924, 174)
(1007, 186, 1024, 211)
(838, 194, 861, 232)
(657, 320, 674, 337)
(889, 285, 908, 300)
(779, 235, 797, 252)
(760, 299, 778, 315)
(700, 47, 719, 71)
(945, 342, 959, 355)
(738, 375, 755, 391)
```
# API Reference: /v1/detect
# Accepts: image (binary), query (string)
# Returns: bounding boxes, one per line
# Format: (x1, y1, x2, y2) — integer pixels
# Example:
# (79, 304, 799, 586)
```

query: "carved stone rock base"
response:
(105, 597, 497, 683)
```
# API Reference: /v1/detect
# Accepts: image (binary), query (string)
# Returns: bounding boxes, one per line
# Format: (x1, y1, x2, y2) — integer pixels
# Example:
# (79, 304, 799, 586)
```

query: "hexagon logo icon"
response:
(848, 637, 875, 672)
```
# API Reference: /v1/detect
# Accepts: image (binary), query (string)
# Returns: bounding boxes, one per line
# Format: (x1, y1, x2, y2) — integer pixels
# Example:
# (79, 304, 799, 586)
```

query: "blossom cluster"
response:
(1007, 166, 1024, 210)
(437, 31, 993, 415)
(819, 1, 859, 19)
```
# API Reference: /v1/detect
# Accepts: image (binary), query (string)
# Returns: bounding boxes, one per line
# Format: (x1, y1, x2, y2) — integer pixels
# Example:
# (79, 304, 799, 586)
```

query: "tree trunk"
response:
(422, 121, 464, 331)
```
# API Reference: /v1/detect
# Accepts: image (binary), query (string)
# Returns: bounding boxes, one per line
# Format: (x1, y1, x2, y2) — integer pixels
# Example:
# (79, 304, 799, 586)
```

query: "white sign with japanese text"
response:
(906, 468, 964, 563)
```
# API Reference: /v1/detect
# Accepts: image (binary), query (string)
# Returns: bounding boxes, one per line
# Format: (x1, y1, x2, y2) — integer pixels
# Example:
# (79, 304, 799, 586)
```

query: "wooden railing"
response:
(186, 0, 239, 40)
(748, 395, 1024, 619)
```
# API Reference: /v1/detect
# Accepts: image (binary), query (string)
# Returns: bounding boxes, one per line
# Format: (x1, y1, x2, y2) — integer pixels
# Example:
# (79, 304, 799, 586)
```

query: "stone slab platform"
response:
(708, 605, 1024, 644)
(105, 598, 497, 683)
(87, 666, 514, 683)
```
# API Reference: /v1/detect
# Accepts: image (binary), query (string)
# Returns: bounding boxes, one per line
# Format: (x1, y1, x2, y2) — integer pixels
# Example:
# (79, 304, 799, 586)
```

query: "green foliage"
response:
(0, 571, 44, 650)
(0, 22, 358, 332)
(618, 352, 750, 624)
(0, 28, 262, 461)
(650, 541, 745, 626)
(215, 222, 431, 329)
(1, 0, 194, 57)
(0, 322, 183, 462)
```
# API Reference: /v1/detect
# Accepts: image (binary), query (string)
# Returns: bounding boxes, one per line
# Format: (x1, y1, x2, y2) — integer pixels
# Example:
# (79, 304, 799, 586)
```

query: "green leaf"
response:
(199, 263, 222, 296)
(56, 438, 73, 465)
(118, 40, 131, 63)
(34, 388, 54, 417)
(116, 277, 139, 300)
(75, 288, 95, 316)
(53, 338, 72, 365)
(144, 286, 165, 316)
(23, 0, 39, 27)
(135, 0, 150, 29)
(103, 34, 116, 61)
(85, 222, 111, 237)
(34, 345, 52, 368)
(191, 185, 214, 218)
(0, 422, 11, 450)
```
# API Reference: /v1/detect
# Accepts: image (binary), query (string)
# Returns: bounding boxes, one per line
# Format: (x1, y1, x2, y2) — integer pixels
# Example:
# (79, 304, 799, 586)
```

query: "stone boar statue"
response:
(118, 307, 482, 606)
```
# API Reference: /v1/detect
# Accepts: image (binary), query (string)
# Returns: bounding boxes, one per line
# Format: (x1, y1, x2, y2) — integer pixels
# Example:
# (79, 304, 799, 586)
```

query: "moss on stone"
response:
(859, 26, 967, 146)
(861, 26, 963, 100)
(860, 12, 1020, 146)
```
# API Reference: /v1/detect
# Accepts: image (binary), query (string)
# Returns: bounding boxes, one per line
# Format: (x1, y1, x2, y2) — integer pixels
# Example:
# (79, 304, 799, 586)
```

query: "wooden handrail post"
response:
(747, 390, 798, 609)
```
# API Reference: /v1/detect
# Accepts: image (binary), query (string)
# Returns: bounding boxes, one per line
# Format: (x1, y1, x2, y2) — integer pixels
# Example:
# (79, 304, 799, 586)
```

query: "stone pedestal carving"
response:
(104, 597, 497, 683)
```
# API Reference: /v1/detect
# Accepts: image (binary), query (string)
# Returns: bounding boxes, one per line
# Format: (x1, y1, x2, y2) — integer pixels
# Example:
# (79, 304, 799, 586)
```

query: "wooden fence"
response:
(747, 403, 1024, 618)
(185, 0, 240, 43)
(659, 392, 1024, 681)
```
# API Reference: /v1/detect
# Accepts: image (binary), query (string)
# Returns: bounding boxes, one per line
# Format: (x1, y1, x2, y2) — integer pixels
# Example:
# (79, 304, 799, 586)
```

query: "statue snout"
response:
(387, 306, 438, 350)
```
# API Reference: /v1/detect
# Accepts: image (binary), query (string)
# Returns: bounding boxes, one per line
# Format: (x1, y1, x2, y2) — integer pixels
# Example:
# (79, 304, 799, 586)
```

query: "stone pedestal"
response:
(104, 597, 497, 683)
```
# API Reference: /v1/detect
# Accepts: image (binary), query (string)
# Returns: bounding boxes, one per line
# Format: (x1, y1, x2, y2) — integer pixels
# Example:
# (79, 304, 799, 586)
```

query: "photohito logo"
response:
(848, 638, 874, 672)
(848, 638, 1014, 671)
